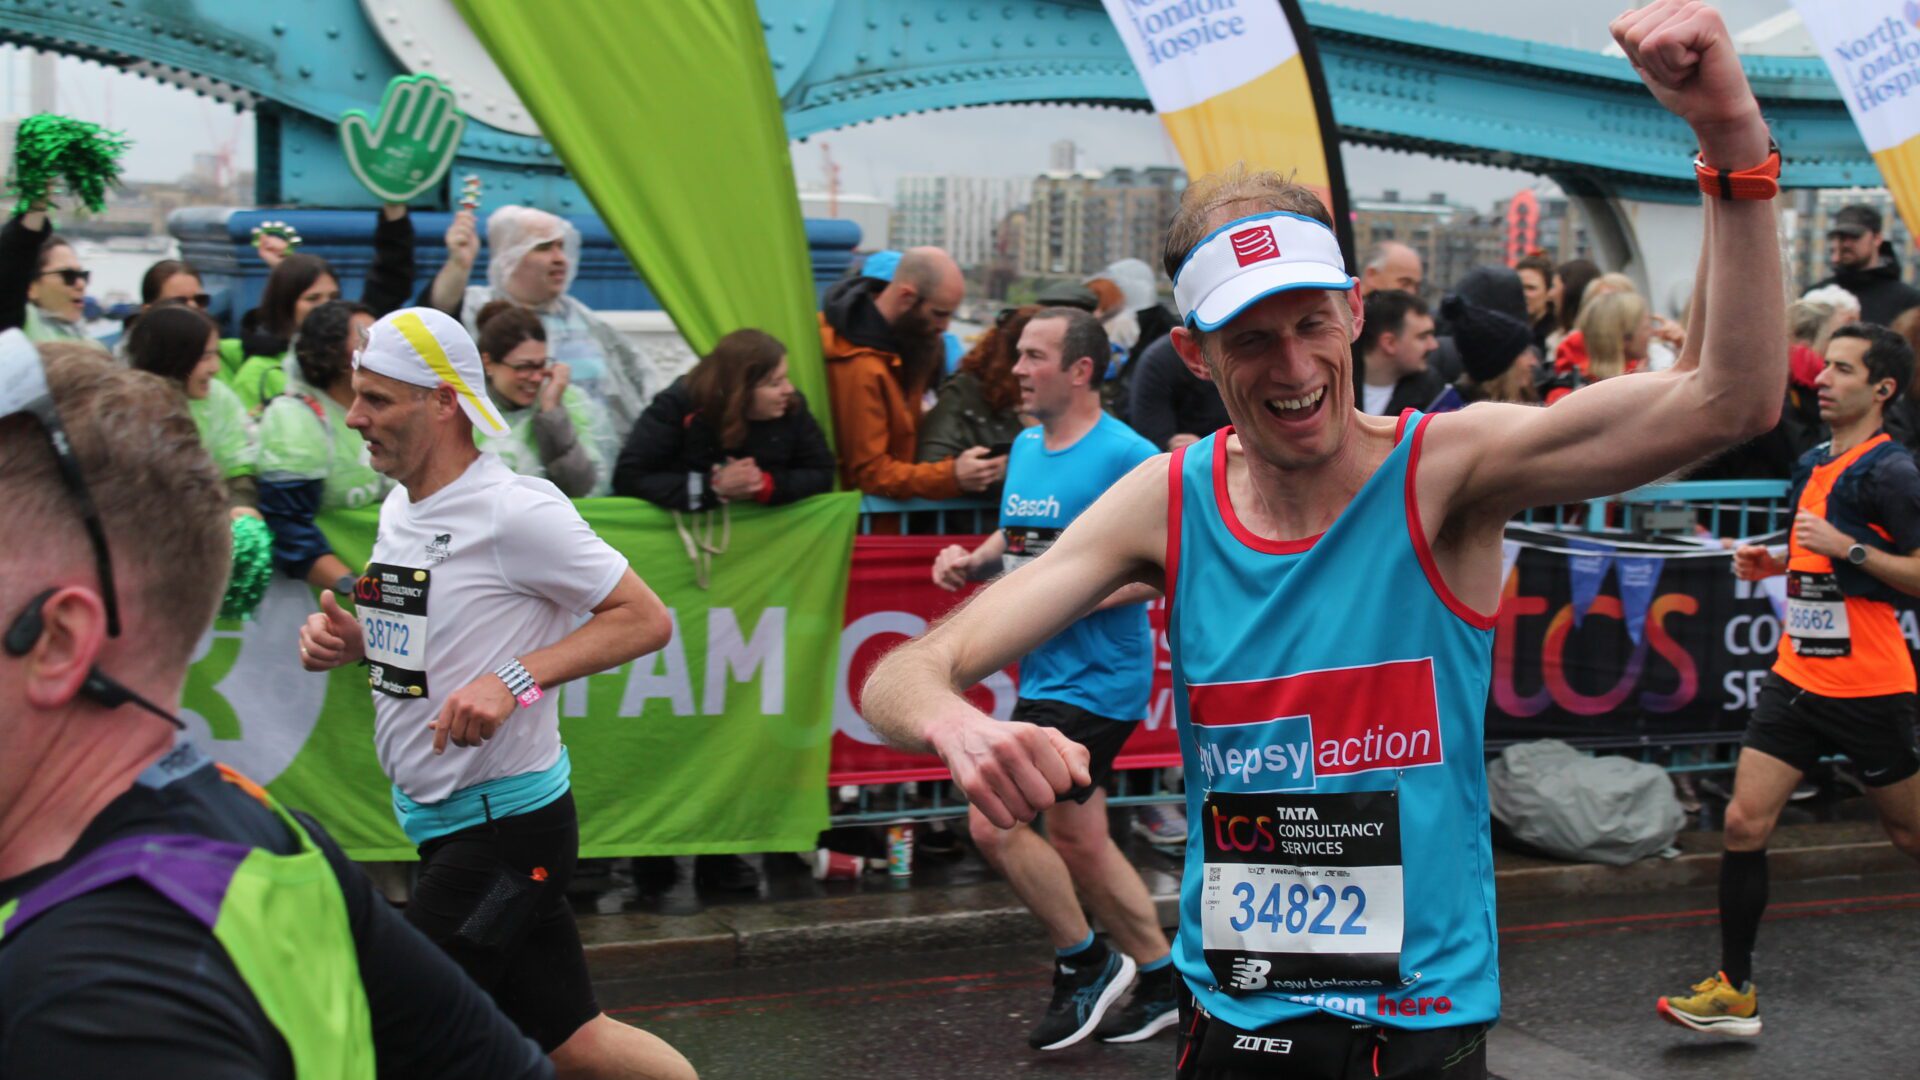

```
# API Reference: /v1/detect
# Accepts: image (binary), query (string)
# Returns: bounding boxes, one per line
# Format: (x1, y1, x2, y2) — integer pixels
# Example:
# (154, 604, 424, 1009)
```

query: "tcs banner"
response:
(833, 535, 1179, 784)
(1794, 1, 1920, 246)
(1100, 0, 1353, 257)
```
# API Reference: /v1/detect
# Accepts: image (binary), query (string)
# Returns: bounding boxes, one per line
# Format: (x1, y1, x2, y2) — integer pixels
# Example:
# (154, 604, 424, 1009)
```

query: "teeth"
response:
(1268, 387, 1325, 412)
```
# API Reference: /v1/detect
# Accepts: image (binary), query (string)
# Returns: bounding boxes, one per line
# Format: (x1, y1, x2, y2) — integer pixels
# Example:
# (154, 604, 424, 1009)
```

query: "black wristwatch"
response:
(1846, 543, 1869, 566)
(333, 573, 358, 596)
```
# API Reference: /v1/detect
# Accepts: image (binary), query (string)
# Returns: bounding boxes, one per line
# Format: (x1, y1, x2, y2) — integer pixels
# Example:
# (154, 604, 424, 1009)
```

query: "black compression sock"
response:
(1058, 936, 1107, 969)
(1719, 849, 1768, 988)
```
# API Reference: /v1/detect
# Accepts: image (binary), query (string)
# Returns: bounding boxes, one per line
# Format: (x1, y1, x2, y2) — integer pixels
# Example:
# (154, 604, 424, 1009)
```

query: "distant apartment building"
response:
(890, 175, 1029, 268)
(1021, 165, 1183, 278)
(1353, 189, 1590, 295)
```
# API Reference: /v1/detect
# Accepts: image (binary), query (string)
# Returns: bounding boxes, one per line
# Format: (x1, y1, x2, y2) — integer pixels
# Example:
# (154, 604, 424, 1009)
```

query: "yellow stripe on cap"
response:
(391, 310, 505, 434)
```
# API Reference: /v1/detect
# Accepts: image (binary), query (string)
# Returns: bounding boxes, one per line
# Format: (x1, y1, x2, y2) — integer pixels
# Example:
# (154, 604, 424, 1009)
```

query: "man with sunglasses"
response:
(0, 202, 104, 350)
(0, 335, 552, 1076)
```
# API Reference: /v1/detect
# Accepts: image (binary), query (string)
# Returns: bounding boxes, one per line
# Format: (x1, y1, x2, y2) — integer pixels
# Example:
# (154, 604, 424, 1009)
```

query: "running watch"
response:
(494, 657, 543, 708)
(1847, 542, 1869, 566)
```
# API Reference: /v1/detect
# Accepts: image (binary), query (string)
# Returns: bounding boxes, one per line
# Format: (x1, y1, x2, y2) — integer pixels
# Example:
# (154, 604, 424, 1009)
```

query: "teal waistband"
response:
(391, 747, 572, 847)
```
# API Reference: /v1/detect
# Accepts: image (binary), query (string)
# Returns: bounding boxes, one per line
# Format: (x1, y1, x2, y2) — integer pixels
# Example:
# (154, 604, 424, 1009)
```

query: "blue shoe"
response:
(1029, 946, 1136, 1051)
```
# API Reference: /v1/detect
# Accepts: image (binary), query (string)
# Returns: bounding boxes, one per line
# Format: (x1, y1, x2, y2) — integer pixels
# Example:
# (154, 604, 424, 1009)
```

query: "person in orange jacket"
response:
(820, 247, 1005, 500)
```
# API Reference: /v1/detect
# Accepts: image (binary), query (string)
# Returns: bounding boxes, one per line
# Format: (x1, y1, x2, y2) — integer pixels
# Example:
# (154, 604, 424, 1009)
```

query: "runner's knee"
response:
(969, 809, 1017, 858)
(1723, 800, 1776, 850)
(1046, 813, 1109, 871)
(551, 1014, 697, 1080)
(1882, 819, 1920, 861)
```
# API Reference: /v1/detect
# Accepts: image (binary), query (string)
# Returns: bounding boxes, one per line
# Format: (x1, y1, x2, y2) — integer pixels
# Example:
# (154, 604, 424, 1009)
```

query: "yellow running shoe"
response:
(1657, 971, 1761, 1037)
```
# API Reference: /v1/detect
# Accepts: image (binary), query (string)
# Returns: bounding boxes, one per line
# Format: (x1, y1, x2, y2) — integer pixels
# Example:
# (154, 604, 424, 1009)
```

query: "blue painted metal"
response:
(168, 208, 861, 324)
(0, 0, 1873, 212)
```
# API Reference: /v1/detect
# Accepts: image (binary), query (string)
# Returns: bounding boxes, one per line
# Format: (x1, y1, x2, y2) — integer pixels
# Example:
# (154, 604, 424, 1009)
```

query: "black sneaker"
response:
(1096, 963, 1179, 1043)
(1028, 945, 1136, 1051)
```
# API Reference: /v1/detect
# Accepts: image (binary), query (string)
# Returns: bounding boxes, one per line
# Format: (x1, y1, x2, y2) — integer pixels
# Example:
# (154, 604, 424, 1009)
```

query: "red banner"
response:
(831, 534, 1181, 785)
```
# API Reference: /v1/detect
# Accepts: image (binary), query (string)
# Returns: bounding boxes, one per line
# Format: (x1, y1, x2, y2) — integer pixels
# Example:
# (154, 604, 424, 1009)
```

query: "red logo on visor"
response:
(1230, 225, 1280, 266)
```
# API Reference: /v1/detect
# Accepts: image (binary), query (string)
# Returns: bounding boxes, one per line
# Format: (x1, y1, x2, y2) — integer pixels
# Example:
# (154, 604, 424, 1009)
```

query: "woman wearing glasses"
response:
(123, 304, 260, 518)
(472, 300, 608, 497)
(255, 300, 394, 596)
(0, 203, 107, 350)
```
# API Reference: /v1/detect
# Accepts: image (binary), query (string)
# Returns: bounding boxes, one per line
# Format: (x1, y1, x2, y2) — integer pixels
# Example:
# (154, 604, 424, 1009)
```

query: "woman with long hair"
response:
(254, 300, 392, 596)
(614, 327, 835, 511)
(918, 304, 1033, 475)
(124, 304, 257, 515)
(1548, 291, 1649, 404)
(230, 206, 417, 413)
(473, 299, 609, 496)
(1545, 258, 1602, 358)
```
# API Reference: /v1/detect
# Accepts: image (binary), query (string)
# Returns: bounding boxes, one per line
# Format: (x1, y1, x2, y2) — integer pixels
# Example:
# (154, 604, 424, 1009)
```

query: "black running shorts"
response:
(1011, 697, 1137, 804)
(1175, 989, 1489, 1080)
(1746, 672, 1920, 787)
(404, 790, 599, 1053)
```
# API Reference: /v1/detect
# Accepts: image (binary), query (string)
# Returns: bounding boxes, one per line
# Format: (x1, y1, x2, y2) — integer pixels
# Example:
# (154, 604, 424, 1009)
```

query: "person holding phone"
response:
(919, 304, 1034, 497)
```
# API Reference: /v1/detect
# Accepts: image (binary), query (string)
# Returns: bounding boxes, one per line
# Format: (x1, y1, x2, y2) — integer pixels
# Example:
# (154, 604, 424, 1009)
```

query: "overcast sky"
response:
(5, 0, 1799, 212)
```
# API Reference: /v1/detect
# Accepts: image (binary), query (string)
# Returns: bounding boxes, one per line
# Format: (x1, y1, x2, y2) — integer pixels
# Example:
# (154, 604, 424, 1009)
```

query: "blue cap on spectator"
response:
(861, 250, 902, 282)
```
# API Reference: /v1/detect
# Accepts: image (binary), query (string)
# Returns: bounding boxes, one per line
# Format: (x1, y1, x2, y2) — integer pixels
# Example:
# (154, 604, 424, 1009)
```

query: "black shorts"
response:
(1746, 673, 1920, 787)
(1012, 697, 1136, 804)
(405, 790, 598, 1053)
(1176, 990, 1489, 1080)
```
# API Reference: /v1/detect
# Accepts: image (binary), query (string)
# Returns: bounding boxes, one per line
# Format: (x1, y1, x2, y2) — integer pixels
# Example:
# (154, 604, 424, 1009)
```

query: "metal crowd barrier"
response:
(832, 479, 1795, 826)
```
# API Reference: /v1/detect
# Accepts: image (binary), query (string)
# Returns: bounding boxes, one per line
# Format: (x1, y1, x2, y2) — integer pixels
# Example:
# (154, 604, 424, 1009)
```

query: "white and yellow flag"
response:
(1793, 1, 1920, 239)
(1100, 0, 1350, 250)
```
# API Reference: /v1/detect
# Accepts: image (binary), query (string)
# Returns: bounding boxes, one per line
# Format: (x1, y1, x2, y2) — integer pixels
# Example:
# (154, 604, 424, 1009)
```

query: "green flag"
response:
(450, 0, 833, 449)
(181, 495, 859, 860)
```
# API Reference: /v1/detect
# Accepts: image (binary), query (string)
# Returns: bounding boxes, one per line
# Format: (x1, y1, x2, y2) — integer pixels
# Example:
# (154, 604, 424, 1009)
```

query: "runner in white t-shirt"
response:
(297, 308, 695, 1080)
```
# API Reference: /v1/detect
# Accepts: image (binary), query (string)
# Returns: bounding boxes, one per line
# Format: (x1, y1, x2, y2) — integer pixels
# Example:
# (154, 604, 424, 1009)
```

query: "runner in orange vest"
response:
(1660, 323, 1920, 1036)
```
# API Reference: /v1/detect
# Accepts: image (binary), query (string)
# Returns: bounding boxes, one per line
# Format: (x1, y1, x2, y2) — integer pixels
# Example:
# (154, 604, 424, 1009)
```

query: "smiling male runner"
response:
(863, 4, 1785, 1076)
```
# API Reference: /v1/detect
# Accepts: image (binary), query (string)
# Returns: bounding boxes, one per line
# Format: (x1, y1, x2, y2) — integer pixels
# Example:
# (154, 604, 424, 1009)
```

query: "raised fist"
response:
(1611, 1, 1765, 158)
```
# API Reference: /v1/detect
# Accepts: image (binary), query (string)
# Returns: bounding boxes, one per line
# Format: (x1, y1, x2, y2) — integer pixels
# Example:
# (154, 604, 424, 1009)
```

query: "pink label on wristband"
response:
(515, 684, 543, 708)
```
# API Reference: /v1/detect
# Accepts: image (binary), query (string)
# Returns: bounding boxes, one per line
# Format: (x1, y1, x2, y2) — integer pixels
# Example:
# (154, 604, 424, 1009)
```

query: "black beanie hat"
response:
(1441, 295, 1533, 384)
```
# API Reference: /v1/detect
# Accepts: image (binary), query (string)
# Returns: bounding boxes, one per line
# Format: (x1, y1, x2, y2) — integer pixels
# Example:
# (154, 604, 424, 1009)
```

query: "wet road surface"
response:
(595, 870, 1920, 1079)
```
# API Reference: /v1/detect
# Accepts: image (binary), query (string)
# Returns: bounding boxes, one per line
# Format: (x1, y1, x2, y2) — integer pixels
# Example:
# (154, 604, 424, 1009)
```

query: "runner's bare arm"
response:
(1094, 583, 1162, 611)
(863, 456, 1169, 827)
(1421, 1, 1783, 520)
(1794, 511, 1920, 598)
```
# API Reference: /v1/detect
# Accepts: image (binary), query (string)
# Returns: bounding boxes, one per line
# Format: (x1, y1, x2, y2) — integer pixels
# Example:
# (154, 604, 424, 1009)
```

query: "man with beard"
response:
(820, 246, 1005, 498)
(1810, 205, 1920, 328)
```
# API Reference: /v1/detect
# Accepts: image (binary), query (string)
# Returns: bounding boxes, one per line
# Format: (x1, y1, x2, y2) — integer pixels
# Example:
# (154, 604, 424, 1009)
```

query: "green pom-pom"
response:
(8, 113, 132, 216)
(221, 514, 275, 621)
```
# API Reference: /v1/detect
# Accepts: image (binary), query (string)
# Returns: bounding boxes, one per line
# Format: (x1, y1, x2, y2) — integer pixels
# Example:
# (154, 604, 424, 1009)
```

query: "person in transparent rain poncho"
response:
(426, 205, 658, 470)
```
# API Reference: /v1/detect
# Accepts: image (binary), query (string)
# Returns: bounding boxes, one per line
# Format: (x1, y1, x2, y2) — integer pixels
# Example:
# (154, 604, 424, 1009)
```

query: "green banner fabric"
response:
(450, 0, 834, 449)
(180, 494, 859, 860)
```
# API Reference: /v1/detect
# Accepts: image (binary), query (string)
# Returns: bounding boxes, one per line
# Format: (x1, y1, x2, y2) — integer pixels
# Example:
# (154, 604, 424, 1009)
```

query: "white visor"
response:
(1173, 211, 1356, 332)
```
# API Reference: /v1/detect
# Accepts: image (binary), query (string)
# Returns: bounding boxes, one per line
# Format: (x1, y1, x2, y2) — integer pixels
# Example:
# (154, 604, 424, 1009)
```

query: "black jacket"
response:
(1128, 335, 1229, 450)
(1813, 244, 1920, 328)
(613, 376, 836, 511)
(1355, 360, 1446, 418)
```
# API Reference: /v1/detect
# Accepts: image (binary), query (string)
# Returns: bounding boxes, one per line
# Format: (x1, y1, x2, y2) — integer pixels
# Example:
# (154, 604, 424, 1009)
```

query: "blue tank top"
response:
(1166, 413, 1499, 1032)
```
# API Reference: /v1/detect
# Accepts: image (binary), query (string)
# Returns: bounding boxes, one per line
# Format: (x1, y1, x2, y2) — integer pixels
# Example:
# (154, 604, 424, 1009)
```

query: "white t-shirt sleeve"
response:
(491, 480, 629, 614)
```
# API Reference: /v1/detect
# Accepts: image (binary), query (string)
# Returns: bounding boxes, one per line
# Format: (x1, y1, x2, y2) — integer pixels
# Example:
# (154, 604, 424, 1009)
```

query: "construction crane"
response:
(820, 141, 841, 218)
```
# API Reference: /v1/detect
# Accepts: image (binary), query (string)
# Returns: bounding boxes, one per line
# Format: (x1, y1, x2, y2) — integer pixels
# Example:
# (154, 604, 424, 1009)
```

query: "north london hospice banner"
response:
(1794, 1, 1920, 248)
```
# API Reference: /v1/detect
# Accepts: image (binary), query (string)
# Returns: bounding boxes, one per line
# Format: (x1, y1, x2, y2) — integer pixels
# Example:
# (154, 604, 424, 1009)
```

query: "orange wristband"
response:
(1694, 139, 1781, 201)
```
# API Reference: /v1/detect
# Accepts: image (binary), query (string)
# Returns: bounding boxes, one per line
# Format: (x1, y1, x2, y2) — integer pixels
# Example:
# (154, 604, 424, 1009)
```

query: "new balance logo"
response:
(1230, 958, 1272, 990)
(1231, 1035, 1294, 1055)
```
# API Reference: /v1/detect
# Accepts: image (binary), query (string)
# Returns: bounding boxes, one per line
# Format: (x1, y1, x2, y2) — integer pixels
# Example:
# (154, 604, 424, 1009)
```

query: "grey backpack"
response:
(1487, 740, 1684, 865)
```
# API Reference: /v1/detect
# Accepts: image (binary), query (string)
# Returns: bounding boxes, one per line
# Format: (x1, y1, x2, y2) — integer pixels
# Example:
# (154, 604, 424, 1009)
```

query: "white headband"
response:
(1173, 211, 1355, 332)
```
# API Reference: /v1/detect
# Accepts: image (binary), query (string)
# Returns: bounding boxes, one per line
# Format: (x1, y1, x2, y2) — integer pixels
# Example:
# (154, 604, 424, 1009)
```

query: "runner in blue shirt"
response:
(930, 307, 1170, 1051)
(868, 7, 1783, 1076)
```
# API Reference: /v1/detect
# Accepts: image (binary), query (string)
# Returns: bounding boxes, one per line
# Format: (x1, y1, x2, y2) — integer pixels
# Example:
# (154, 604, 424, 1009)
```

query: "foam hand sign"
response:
(339, 74, 466, 203)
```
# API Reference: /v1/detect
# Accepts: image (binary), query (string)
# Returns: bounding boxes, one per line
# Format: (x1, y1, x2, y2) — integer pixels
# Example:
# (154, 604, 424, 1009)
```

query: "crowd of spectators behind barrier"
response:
(13, 188, 1920, 903)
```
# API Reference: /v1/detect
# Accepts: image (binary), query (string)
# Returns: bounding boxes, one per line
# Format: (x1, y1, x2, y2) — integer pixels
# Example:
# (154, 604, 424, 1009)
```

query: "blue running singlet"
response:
(1165, 412, 1499, 1032)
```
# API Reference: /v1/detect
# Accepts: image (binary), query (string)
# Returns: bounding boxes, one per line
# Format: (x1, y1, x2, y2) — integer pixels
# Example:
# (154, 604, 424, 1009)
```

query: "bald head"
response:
(877, 246, 965, 337)
(1360, 242, 1422, 297)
